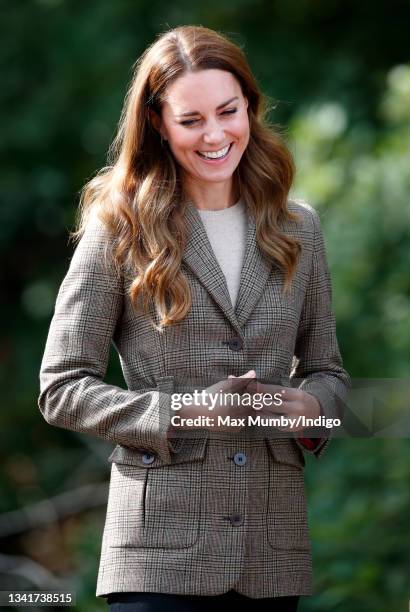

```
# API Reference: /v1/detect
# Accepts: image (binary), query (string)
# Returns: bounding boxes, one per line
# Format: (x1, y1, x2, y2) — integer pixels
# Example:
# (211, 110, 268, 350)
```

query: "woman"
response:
(38, 25, 350, 611)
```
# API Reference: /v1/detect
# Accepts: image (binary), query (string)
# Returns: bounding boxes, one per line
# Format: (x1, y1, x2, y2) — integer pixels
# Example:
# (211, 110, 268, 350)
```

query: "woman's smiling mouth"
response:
(196, 143, 233, 162)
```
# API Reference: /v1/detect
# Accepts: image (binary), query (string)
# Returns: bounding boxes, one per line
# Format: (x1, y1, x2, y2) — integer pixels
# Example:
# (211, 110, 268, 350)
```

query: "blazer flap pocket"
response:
(265, 438, 305, 468)
(107, 375, 209, 468)
(108, 435, 209, 469)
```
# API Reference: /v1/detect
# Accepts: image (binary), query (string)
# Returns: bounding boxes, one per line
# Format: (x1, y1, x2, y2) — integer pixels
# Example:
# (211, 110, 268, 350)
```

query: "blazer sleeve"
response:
(291, 205, 351, 459)
(37, 213, 176, 464)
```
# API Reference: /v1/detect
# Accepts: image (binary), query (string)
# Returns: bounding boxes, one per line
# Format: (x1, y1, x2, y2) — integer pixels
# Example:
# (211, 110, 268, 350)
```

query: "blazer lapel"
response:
(234, 213, 274, 328)
(183, 202, 240, 331)
(183, 202, 275, 331)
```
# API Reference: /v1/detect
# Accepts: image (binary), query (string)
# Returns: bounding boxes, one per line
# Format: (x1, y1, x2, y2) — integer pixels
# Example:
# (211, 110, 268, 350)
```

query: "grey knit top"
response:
(197, 198, 248, 309)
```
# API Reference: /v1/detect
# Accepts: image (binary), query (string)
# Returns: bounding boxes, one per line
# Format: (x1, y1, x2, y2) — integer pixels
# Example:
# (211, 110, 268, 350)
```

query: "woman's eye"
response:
(180, 119, 198, 126)
(179, 108, 237, 127)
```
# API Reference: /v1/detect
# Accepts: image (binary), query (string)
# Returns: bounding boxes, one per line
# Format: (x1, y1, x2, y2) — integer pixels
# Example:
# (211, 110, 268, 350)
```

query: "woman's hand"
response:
(239, 379, 321, 433)
(175, 370, 257, 432)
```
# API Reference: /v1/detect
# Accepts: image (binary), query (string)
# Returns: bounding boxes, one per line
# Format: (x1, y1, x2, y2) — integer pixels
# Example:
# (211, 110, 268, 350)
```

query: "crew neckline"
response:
(196, 198, 245, 215)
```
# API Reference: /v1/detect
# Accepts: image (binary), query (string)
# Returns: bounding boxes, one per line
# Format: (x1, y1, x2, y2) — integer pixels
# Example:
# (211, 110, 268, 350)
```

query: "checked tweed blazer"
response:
(38, 198, 350, 599)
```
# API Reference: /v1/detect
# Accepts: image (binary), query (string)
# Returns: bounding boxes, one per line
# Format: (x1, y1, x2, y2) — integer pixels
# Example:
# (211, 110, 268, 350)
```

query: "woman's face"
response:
(154, 69, 250, 188)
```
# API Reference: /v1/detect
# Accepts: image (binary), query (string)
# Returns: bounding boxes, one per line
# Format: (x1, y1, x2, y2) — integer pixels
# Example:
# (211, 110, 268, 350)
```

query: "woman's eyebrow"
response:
(176, 96, 239, 117)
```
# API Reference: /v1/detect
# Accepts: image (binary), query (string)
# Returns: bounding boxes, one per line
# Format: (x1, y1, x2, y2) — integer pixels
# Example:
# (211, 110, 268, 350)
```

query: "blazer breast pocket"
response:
(264, 438, 311, 551)
(105, 434, 209, 550)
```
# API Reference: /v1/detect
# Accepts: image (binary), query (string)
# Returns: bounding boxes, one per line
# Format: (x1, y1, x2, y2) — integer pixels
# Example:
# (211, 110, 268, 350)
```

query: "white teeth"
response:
(198, 144, 230, 159)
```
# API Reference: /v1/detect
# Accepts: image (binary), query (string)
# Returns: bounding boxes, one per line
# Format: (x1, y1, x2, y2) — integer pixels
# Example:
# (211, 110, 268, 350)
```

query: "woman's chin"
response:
(191, 162, 239, 184)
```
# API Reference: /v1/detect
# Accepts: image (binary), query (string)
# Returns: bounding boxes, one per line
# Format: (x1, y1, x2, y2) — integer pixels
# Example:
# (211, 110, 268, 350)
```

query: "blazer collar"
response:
(182, 201, 275, 332)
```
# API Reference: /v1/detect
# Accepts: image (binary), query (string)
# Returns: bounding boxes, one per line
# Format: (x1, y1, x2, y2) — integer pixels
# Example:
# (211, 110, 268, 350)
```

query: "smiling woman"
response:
(38, 23, 350, 612)
(150, 70, 250, 202)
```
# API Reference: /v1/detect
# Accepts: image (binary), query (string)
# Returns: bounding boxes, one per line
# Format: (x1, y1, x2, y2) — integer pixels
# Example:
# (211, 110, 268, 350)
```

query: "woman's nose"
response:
(202, 120, 225, 145)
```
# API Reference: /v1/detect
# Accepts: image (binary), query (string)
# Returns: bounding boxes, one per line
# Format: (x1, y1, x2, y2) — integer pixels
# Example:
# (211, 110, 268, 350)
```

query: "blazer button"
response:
(142, 452, 155, 465)
(224, 336, 243, 351)
(233, 452, 247, 466)
(229, 514, 244, 527)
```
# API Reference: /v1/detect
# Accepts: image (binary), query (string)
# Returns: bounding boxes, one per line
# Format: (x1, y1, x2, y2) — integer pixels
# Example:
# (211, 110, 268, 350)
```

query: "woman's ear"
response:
(149, 109, 162, 134)
(149, 109, 168, 141)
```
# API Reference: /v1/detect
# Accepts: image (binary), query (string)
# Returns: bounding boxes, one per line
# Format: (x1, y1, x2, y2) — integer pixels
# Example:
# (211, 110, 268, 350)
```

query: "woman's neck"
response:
(184, 177, 239, 211)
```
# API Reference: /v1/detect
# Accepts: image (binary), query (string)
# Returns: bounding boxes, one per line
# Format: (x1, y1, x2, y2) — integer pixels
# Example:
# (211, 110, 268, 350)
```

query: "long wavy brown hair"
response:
(72, 25, 301, 330)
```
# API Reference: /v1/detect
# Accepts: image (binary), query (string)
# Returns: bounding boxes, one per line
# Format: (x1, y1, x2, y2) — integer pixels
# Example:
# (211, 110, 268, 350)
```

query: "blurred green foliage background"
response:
(1, 1, 409, 610)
